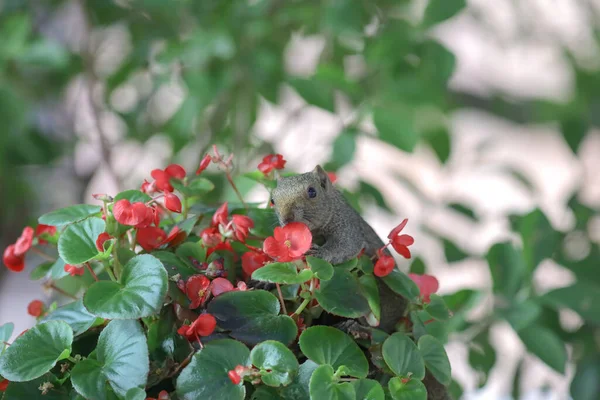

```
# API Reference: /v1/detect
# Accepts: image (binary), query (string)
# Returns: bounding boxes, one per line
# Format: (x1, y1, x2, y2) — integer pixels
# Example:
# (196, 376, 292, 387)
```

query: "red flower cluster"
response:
(408, 273, 439, 303)
(140, 164, 185, 213)
(64, 264, 85, 276)
(27, 300, 45, 317)
(258, 154, 286, 176)
(373, 219, 415, 277)
(263, 222, 312, 262)
(113, 199, 156, 227)
(177, 313, 217, 343)
(241, 250, 271, 278)
(374, 249, 395, 277)
(2, 225, 56, 272)
(227, 365, 249, 385)
(200, 202, 254, 252)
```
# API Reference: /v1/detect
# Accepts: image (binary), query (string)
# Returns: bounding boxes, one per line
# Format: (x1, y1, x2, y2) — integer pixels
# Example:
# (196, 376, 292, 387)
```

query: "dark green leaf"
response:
(409, 257, 426, 275)
(443, 238, 469, 263)
(359, 274, 381, 323)
(114, 190, 152, 203)
(38, 205, 102, 227)
(373, 104, 418, 152)
(58, 217, 105, 265)
(3, 373, 70, 399)
(172, 177, 215, 197)
(250, 340, 299, 387)
(422, 0, 467, 28)
(207, 290, 297, 346)
(500, 300, 541, 331)
(289, 77, 335, 112)
(517, 324, 567, 374)
(176, 339, 250, 400)
(351, 379, 385, 400)
(125, 388, 147, 400)
(280, 360, 319, 400)
(511, 209, 560, 272)
(381, 269, 421, 302)
(0, 321, 72, 381)
(469, 332, 496, 388)
(448, 203, 477, 221)
(314, 268, 370, 318)
(309, 364, 355, 400)
(486, 241, 525, 298)
(359, 181, 392, 213)
(388, 378, 427, 400)
(71, 320, 149, 400)
(423, 127, 451, 163)
(382, 333, 425, 379)
(560, 116, 588, 154)
(418, 335, 451, 386)
(242, 171, 277, 189)
(252, 262, 313, 284)
(330, 129, 357, 169)
(176, 242, 207, 265)
(540, 281, 600, 324)
(29, 261, 53, 280)
(299, 326, 369, 378)
(306, 256, 334, 281)
(84, 254, 168, 319)
(42, 299, 98, 336)
(570, 356, 600, 400)
(425, 294, 451, 321)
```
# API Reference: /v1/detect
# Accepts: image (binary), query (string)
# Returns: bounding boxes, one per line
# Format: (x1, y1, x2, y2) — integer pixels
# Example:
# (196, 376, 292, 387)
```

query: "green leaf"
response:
(250, 340, 299, 387)
(58, 217, 105, 265)
(422, 0, 467, 28)
(84, 254, 168, 319)
(359, 181, 393, 213)
(388, 378, 427, 400)
(486, 241, 525, 298)
(468, 332, 496, 387)
(425, 294, 451, 321)
(177, 339, 250, 400)
(29, 261, 53, 280)
(48, 257, 69, 281)
(423, 127, 451, 163)
(382, 333, 425, 379)
(309, 364, 355, 400)
(409, 258, 426, 275)
(125, 388, 147, 400)
(448, 203, 477, 221)
(71, 320, 149, 400)
(289, 77, 335, 112)
(2, 373, 70, 399)
(330, 129, 357, 169)
(373, 104, 418, 152)
(0, 321, 73, 381)
(152, 251, 197, 279)
(418, 335, 451, 385)
(560, 116, 588, 154)
(176, 242, 207, 265)
(335, 257, 359, 271)
(42, 299, 98, 336)
(500, 300, 542, 331)
(517, 324, 567, 374)
(511, 209, 560, 272)
(0, 322, 15, 350)
(242, 171, 277, 189)
(570, 356, 600, 400)
(207, 290, 297, 346)
(540, 281, 600, 324)
(114, 190, 152, 203)
(299, 326, 368, 378)
(381, 269, 421, 302)
(252, 262, 314, 284)
(314, 268, 370, 318)
(443, 238, 469, 263)
(247, 208, 279, 238)
(172, 177, 215, 197)
(306, 256, 334, 281)
(352, 379, 385, 400)
(38, 204, 102, 227)
(251, 386, 282, 400)
(359, 274, 381, 323)
(280, 360, 319, 400)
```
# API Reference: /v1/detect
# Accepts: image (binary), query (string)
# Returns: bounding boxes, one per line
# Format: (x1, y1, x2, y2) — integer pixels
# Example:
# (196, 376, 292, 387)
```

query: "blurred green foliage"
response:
(1, 0, 599, 398)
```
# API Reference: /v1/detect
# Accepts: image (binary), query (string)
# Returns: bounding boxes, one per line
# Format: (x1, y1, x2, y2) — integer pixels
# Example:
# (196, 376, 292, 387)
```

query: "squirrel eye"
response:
(307, 187, 317, 198)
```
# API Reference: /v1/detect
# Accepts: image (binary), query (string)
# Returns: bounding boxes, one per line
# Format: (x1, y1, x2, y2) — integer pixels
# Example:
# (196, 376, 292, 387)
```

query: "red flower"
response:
(164, 192, 182, 213)
(137, 226, 182, 251)
(211, 277, 234, 297)
(185, 275, 211, 309)
(64, 264, 84, 276)
(35, 224, 57, 245)
(241, 251, 271, 277)
(231, 214, 254, 242)
(14, 226, 34, 255)
(263, 222, 312, 262)
(141, 179, 155, 195)
(374, 249, 396, 277)
(151, 164, 186, 192)
(27, 300, 45, 317)
(258, 154, 286, 175)
(177, 313, 217, 341)
(96, 232, 112, 252)
(113, 200, 154, 227)
(388, 219, 414, 259)
(200, 226, 221, 247)
(228, 370, 241, 385)
(212, 203, 229, 227)
(408, 273, 439, 303)
(196, 154, 212, 175)
(0, 379, 9, 392)
(3, 245, 25, 272)
(206, 241, 236, 259)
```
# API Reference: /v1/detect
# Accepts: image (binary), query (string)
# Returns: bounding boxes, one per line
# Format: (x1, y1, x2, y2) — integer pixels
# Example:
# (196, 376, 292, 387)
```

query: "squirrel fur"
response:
(270, 165, 451, 400)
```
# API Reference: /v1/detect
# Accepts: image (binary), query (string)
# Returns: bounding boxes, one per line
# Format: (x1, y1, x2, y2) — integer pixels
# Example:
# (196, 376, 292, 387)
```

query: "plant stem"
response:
(105, 263, 118, 282)
(275, 283, 287, 315)
(225, 171, 248, 210)
(292, 296, 311, 317)
(30, 247, 55, 262)
(68, 356, 78, 363)
(48, 283, 78, 300)
(111, 245, 122, 280)
(85, 263, 98, 281)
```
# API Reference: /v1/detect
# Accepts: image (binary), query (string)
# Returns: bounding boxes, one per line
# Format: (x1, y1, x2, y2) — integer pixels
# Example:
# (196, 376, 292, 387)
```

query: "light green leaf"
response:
(382, 333, 425, 379)
(58, 217, 105, 265)
(38, 205, 102, 227)
(418, 335, 451, 385)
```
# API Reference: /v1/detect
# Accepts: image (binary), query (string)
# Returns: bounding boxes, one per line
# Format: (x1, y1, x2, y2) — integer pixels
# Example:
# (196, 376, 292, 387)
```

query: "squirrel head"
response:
(271, 165, 334, 232)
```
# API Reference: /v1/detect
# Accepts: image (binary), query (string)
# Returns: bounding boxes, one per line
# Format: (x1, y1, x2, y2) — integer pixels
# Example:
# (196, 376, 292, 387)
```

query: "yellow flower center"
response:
(284, 240, 292, 248)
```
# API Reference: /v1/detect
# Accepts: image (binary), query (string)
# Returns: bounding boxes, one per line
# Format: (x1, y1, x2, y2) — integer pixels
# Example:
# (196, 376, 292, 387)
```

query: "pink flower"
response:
(408, 273, 439, 303)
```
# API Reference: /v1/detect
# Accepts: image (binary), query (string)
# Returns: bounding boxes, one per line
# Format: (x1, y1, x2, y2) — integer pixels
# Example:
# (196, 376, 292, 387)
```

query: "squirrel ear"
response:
(312, 165, 331, 190)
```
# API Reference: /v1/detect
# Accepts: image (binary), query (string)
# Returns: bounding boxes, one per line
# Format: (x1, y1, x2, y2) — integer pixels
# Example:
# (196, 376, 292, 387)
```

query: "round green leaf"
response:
(352, 379, 385, 400)
(306, 256, 334, 281)
(381, 269, 421, 302)
(176, 339, 250, 400)
(418, 335, 451, 386)
(71, 320, 149, 400)
(314, 268, 370, 318)
(280, 360, 319, 400)
(38, 204, 102, 227)
(114, 190, 152, 203)
(359, 274, 381, 323)
(309, 364, 355, 400)
(250, 340, 299, 387)
(382, 333, 425, 380)
(84, 254, 168, 319)
(207, 290, 297, 346)
(299, 326, 368, 378)
(58, 217, 105, 265)
(388, 378, 427, 400)
(425, 294, 450, 321)
(517, 325, 566, 374)
(251, 262, 313, 284)
(42, 299, 98, 336)
(0, 321, 73, 382)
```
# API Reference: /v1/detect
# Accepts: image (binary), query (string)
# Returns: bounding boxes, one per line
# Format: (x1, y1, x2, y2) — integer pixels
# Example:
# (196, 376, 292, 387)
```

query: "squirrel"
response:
(269, 165, 451, 400)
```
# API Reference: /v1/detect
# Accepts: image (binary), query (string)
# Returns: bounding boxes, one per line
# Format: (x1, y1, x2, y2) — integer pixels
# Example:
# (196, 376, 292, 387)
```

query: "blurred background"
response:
(0, 0, 599, 399)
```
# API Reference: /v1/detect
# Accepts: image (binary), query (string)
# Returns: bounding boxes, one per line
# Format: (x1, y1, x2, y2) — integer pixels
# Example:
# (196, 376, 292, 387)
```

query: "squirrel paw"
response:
(247, 279, 276, 292)
(333, 320, 372, 341)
